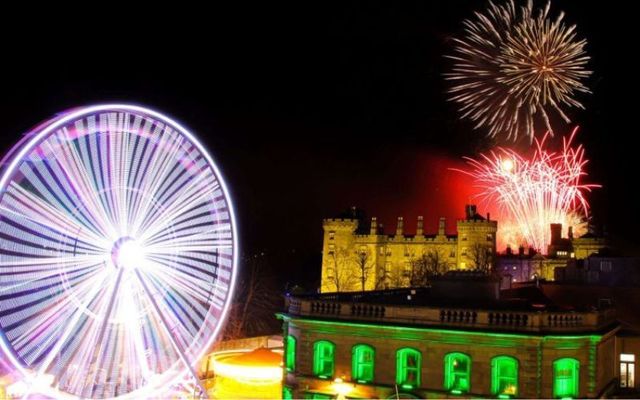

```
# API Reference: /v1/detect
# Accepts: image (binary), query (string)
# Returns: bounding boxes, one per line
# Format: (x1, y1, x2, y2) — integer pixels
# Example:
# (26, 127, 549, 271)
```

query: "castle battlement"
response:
(323, 218, 358, 223)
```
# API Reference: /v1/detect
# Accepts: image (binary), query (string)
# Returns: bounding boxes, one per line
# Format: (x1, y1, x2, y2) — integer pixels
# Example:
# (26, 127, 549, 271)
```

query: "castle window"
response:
(379, 246, 385, 256)
(286, 335, 296, 372)
(557, 251, 568, 257)
(491, 356, 518, 397)
(313, 340, 335, 378)
(329, 231, 335, 240)
(352, 344, 375, 383)
(486, 234, 493, 241)
(444, 352, 471, 393)
(600, 261, 612, 272)
(553, 358, 579, 398)
(396, 348, 421, 389)
(461, 248, 467, 256)
(462, 235, 468, 241)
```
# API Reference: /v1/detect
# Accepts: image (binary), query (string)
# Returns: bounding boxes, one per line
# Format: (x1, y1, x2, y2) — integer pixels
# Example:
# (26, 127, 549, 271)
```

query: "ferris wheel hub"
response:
(111, 237, 145, 270)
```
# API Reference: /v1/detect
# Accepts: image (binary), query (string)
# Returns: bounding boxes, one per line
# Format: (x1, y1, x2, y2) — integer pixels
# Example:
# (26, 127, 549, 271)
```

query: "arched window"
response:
(396, 348, 421, 389)
(286, 335, 296, 372)
(491, 356, 518, 397)
(352, 344, 375, 383)
(444, 352, 471, 393)
(553, 358, 580, 398)
(313, 340, 335, 378)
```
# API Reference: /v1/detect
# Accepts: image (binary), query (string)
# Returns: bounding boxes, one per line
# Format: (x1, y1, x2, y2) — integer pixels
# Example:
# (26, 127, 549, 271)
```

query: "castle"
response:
(320, 205, 607, 292)
(320, 205, 497, 292)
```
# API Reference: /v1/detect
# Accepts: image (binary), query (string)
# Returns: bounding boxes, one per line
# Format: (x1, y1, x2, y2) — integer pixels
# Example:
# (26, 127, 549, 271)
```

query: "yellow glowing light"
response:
(211, 348, 283, 384)
(332, 378, 354, 399)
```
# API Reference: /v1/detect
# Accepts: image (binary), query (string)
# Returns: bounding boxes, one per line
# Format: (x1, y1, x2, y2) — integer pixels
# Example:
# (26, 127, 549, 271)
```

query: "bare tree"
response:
(325, 247, 357, 292)
(353, 248, 374, 291)
(469, 243, 494, 274)
(223, 253, 282, 340)
(407, 249, 447, 286)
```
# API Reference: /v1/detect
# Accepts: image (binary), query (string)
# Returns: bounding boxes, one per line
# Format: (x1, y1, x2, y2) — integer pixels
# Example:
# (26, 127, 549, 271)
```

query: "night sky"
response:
(0, 2, 635, 289)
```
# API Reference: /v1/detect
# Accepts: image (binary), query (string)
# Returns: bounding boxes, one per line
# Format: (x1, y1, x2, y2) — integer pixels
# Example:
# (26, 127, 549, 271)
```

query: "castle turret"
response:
(320, 218, 359, 293)
(416, 216, 424, 236)
(396, 217, 404, 236)
(370, 217, 378, 235)
(465, 204, 477, 219)
(438, 217, 446, 236)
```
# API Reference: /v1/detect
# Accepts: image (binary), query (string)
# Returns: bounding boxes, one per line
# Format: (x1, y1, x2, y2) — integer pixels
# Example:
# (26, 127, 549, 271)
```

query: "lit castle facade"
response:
(320, 205, 497, 292)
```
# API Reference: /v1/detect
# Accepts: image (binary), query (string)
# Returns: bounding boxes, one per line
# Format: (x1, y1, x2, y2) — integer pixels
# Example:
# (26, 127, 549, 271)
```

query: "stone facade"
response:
(321, 205, 497, 293)
(279, 286, 620, 399)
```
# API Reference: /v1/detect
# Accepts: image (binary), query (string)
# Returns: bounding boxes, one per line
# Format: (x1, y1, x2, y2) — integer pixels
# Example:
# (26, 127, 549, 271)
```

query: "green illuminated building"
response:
(278, 274, 620, 398)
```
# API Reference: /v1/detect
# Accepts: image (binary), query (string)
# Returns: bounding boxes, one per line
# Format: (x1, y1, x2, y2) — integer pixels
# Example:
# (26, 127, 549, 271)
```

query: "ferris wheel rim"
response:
(0, 103, 240, 399)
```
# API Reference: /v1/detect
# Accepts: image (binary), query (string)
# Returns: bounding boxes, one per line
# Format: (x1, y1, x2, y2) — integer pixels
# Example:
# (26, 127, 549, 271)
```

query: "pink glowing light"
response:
(456, 127, 599, 253)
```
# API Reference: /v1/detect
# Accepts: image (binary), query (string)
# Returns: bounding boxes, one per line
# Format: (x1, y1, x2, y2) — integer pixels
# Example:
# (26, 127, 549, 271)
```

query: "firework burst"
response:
(447, 0, 591, 141)
(456, 127, 599, 253)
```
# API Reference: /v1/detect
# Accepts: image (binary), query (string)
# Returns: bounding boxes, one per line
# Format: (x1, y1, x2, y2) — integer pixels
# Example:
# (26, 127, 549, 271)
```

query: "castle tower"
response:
(456, 205, 497, 270)
(320, 218, 359, 293)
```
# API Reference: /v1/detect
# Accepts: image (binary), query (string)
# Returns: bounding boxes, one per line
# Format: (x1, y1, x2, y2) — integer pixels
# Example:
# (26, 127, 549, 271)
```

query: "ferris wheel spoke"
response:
(141, 260, 213, 321)
(53, 128, 110, 225)
(137, 178, 219, 242)
(17, 160, 109, 242)
(131, 137, 200, 229)
(133, 162, 216, 238)
(34, 268, 111, 377)
(80, 268, 124, 398)
(125, 124, 165, 232)
(24, 144, 112, 241)
(132, 268, 208, 398)
(56, 126, 119, 238)
(1, 184, 109, 248)
(7, 265, 108, 365)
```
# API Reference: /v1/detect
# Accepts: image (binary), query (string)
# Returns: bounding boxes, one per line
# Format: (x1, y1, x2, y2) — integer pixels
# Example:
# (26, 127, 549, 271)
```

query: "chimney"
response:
(416, 216, 424, 236)
(465, 204, 477, 220)
(370, 217, 377, 235)
(518, 246, 525, 256)
(506, 246, 513, 256)
(568, 226, 574, 240)
(438, 217, 446, 236)
(550, 223, 562, 245)
(396, 217, 404, 236)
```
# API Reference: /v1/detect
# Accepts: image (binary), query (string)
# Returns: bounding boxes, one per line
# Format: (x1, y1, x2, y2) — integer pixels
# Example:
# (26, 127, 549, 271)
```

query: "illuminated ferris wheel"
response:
(0, 105, 238, 399)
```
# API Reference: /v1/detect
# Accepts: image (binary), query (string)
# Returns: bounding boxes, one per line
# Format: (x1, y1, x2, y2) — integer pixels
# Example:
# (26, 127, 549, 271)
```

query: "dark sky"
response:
(0, 2, 636, 289)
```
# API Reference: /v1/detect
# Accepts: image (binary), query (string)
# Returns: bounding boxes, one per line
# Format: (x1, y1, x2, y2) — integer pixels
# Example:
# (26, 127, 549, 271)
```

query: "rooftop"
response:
(285, 282, 618, 335)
